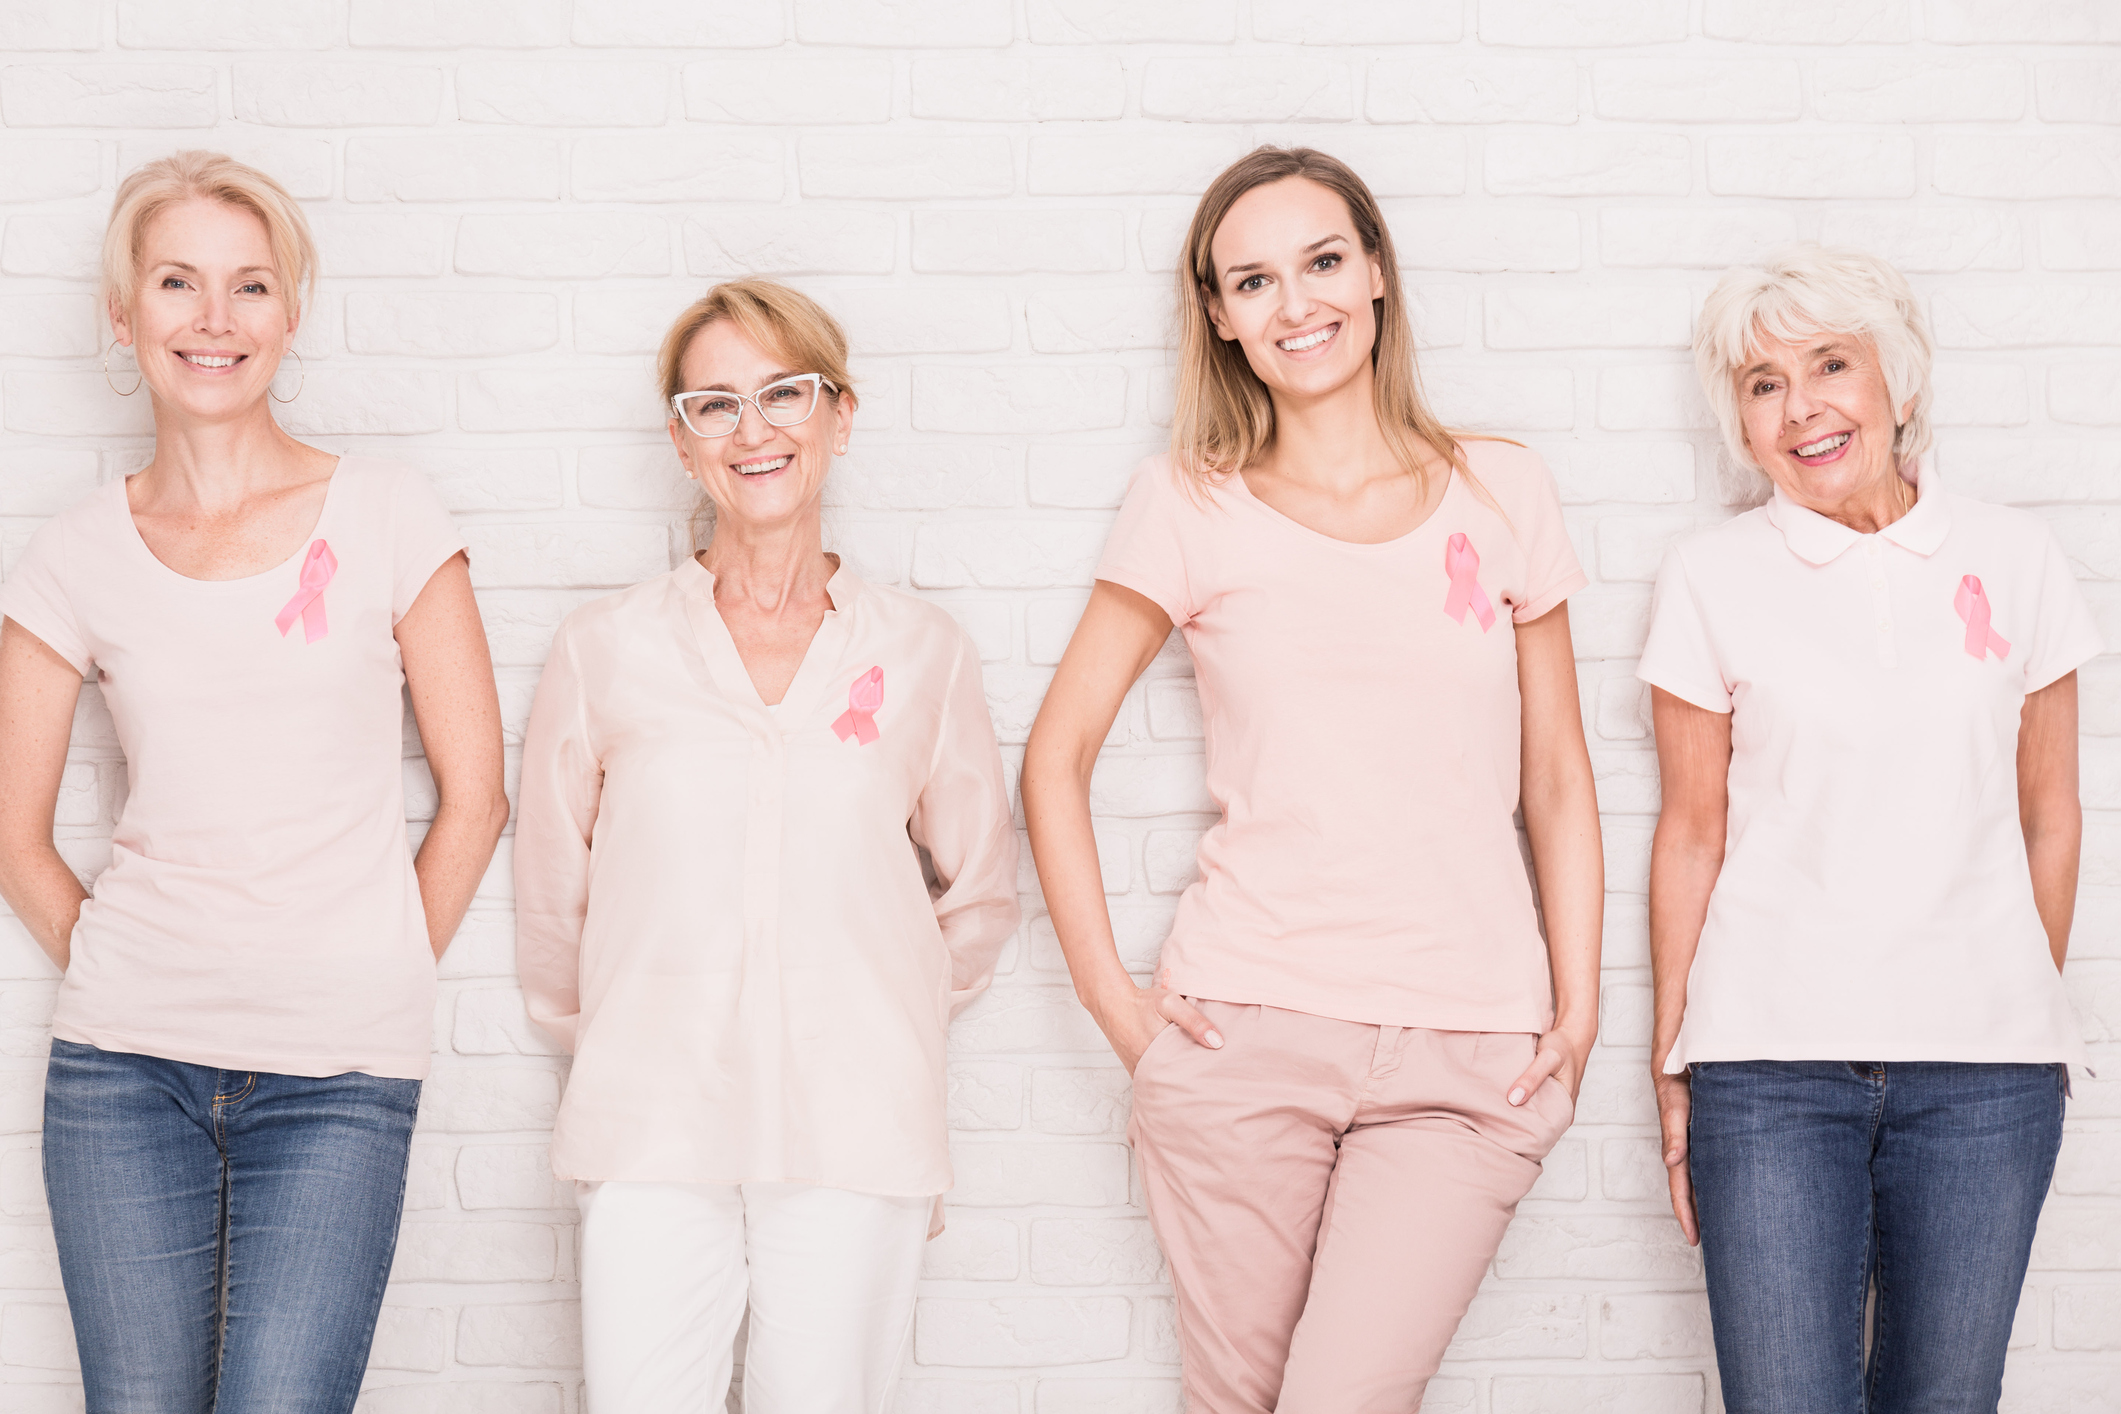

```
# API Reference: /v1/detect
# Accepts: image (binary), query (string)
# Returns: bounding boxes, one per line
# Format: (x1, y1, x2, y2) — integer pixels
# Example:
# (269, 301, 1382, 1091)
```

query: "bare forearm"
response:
(1524, 773, 1603, 1041)
(2025, 811, 2081, 971)
(1022, 749, 1132, 1017)
(0, 843, 86, 972)
(414, 795, 507, 960)
(1648, 831, 1720, 1069)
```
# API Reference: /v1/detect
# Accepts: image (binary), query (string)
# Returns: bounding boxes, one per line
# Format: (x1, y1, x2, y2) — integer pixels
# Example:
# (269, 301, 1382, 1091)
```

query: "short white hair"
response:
(1694, 242, 1933, 476)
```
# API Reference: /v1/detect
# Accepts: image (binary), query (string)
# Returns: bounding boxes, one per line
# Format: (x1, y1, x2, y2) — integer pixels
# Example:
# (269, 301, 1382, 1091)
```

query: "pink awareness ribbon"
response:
(274, 539, 337, 644)
(832, 665, 885, 745)
(1954, 575, 2011, 662)
(1442, 532, 1496, 632)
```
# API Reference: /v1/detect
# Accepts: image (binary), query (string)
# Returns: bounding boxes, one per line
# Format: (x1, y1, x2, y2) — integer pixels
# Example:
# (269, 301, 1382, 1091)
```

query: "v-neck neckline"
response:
(675, 555, 857, 716)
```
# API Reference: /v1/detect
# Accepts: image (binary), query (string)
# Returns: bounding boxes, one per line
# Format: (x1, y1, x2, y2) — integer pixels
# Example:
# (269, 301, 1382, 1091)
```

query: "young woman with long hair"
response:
(1022, 147, 1605, 1411)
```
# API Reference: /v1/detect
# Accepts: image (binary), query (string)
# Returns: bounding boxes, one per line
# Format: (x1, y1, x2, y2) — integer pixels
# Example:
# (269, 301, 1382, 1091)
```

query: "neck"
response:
(697, 504, 835, 616)
(1805, 460, 1916, 535)
(1258, 364, 1399, 488)
(136, 401, 315, 511)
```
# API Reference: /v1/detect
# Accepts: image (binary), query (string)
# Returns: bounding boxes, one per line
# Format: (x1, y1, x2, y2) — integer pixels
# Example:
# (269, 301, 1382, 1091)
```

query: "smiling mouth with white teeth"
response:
(1277, 324, 1338, 353)
(1791, 431, 1851, 460)
(179, 353, 243, 369)
(734, 456, 791, 477)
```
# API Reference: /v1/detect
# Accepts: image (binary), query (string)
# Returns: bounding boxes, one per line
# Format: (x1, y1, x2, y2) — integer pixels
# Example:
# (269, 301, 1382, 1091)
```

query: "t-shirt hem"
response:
(0, 604, 90, 676)
(1634, 664, 1732, 714)
(1094, 562, 1185, 627)
(1514, 569, 1589, 625)
(1665, 1039, 2088, 1073)
(1169, 975, 1552, 1035)
(2024, 637, 2104, 696)
(391, 535, 471, 627)
(49, 1024, 431, 1081)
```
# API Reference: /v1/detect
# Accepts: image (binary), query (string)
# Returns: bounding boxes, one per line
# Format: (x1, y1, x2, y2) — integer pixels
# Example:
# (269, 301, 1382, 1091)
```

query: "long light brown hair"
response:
(1171, 146, 1477, 499)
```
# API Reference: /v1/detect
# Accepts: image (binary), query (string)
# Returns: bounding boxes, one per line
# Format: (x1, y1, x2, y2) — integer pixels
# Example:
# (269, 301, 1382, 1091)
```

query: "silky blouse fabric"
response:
(514, 559, 1020, 1199)
(1094, 442, 1588, 1034)
(1637, 463, 2101, 1070)
(0, 458, 465, 1079)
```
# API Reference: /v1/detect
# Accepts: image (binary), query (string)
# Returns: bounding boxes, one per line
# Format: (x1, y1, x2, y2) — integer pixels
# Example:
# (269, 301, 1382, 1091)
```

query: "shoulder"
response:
(333, 455, 448, 513)
(1942, 490, 2060, 552)
(853, 580, 979, 660)
(14, 477, 121, 568)
(1660, 507, 1777, 583)
(552, 574, 679, 651)
(1455, 438, 1565, 525)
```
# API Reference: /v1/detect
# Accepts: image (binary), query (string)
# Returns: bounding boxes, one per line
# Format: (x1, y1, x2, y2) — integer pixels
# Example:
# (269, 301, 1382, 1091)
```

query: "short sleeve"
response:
(1496, 448, 1588, 624)
(1638, 547, 1733, 714)
(1094, 457, 1199, 626)
(2021, 525, 2104, 693)
(387, 470, 469, 624)
(0, 516, 92, 675)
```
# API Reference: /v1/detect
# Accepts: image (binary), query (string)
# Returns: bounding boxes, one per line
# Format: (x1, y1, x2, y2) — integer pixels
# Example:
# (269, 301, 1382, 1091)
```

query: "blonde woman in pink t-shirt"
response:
(0, 153, 507, 1410)
(1024, 147, 1606, 1411)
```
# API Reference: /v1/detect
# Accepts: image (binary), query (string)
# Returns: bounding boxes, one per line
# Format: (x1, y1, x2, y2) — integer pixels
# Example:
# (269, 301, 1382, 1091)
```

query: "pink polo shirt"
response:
(1096, 441, 1587, 1033)
(1638, 463, 2100, 1070)
(0, 458, 465, 1079)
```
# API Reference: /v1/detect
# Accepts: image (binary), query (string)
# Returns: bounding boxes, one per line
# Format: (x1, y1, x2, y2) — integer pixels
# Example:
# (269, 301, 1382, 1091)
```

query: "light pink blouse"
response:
(514, 559, 1019, 1200)
(0, 458, 465, 1079)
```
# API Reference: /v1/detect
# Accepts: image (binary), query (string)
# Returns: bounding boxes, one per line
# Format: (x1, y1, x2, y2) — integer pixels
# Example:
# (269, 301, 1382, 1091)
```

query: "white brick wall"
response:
(1, 3, 2116, 1411)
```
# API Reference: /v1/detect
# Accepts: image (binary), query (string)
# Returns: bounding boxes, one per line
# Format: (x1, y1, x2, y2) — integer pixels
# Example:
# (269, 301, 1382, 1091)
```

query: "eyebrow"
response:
(148, 261, 275, 277)
(697, 370, 803, 393)
(1741, 342, 1845, 378)
(1222, 233, 1350, 279)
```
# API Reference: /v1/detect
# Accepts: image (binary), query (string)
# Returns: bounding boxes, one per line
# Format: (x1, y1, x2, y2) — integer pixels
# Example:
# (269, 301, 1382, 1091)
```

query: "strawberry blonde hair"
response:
(102, 150, 315, 325)
(1170, 146, 1480, 500)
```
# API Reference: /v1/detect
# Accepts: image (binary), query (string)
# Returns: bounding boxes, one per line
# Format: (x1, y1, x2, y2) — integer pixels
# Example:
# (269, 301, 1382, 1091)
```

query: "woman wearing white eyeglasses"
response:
(514, 279, 1019, 1413)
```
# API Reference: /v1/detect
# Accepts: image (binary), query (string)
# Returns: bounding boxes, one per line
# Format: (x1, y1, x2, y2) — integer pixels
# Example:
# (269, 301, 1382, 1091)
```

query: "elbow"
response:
(484, 789, 514, 841)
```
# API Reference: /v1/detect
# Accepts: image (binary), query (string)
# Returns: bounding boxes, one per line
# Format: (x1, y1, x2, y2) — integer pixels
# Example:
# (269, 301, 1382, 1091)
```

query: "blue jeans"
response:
(42, 1039, 421, 1413)
(1689, 1060, 2065, 1414)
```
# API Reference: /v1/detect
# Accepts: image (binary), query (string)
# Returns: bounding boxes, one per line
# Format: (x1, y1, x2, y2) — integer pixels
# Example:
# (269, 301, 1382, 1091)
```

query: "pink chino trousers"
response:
(1128, 1000, 1575, 1412)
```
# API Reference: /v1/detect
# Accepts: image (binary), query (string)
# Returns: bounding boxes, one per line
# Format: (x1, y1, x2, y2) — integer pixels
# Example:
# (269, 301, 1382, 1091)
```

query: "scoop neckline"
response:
(117, 455, 347, 588)
(1223, 461, 1464, 552)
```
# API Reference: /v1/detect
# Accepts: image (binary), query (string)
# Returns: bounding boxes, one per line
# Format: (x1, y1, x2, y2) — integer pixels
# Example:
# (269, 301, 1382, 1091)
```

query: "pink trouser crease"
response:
(1128, 1001, 1575, 1414)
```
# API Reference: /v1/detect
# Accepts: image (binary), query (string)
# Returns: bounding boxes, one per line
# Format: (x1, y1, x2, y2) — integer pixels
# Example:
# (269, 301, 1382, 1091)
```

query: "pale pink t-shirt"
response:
(0, 457, 465, 1079)
(1097, 442, 1587, 1032)
(1638, 462, 2100, 1070)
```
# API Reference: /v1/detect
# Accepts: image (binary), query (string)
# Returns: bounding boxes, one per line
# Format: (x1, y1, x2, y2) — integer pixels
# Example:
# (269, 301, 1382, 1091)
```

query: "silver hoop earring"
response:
(103, 339, 141, 397)
(269, 347, 305, 404)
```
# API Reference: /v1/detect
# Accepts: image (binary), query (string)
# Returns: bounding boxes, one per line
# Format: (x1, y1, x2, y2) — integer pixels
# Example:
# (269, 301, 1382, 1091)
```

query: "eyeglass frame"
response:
(669, 373, 839, 439)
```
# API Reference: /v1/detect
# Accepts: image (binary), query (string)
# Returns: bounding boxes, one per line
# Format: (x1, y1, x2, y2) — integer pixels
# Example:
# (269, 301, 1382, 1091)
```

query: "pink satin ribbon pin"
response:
(1442, 532, 1496, 632)
(833, 666, 884, 745)
(1954, 575, 2010, 662)
(274, 539, 337, 644)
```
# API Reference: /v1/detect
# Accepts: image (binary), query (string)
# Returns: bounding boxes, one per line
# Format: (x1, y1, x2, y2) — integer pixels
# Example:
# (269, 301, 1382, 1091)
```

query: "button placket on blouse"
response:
(740, 719, 786, 1001)
(1864, 538, 1898, 669)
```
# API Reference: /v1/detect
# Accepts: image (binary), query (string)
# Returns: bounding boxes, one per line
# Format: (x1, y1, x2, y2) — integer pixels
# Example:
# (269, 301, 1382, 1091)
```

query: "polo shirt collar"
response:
(1765, 456, 1949, 566)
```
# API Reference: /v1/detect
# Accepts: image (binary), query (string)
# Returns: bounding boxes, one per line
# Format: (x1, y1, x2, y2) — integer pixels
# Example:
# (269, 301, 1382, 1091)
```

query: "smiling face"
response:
(666, 317, 852, 535)
(1205, 176, 1386, 407)
(110, 197, 296, 424)
(1736, 329, 1914, 510)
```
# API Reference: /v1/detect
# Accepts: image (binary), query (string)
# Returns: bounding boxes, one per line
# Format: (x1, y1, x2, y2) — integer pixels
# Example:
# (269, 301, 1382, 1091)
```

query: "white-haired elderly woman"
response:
(1642, 244, 2098, 1411)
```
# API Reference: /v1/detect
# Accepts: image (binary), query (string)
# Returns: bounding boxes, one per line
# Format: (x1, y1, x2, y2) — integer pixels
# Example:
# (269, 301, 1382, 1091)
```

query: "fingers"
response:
(1667, 1160, 1700, 1247)
(1160, 993, 1223, 1049)
(1506, 1043, 1563, 1106)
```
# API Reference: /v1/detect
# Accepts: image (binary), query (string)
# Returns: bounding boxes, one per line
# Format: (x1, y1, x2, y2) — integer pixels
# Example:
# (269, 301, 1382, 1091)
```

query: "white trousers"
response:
(578, 1180, 931, 1414)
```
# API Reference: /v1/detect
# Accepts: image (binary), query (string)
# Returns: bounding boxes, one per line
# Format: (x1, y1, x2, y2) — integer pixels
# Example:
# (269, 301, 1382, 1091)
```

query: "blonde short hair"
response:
(1694, 242, 1934, 474)
(102, 150, 316, 324)
(657, 278, 855, 408)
